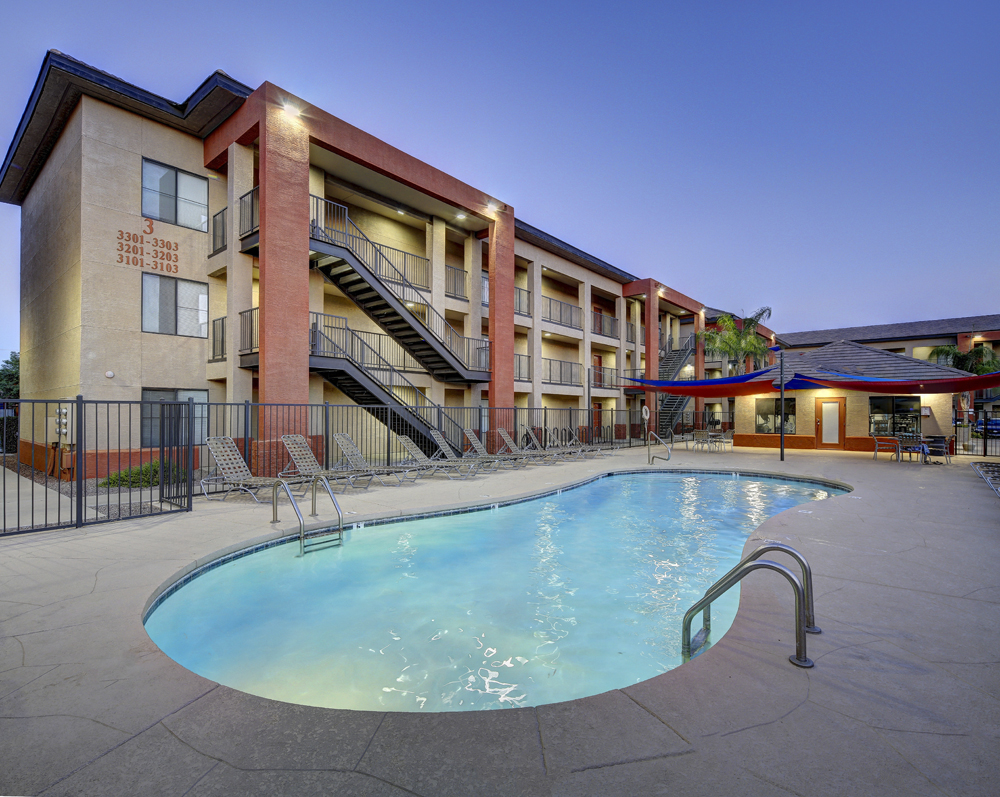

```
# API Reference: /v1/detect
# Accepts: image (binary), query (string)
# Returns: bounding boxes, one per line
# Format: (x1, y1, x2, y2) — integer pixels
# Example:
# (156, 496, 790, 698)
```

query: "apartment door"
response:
(815, 397, 846, 450)
(593, 354, 603, 387)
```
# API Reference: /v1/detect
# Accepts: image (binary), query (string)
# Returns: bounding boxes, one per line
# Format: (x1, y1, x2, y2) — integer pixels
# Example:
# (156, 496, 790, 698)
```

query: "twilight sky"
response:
(0, 0, 997, 361)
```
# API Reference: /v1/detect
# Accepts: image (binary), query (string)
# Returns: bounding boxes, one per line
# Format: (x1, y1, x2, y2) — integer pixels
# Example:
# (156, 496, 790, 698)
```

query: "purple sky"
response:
(0, 0, 997, 361)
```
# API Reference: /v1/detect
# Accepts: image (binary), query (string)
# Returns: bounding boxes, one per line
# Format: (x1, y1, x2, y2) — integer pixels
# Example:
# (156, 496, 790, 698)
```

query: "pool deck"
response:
(1, 446, 998, 796)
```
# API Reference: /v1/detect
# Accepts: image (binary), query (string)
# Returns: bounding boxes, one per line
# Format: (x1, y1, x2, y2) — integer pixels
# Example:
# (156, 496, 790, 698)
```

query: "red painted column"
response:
(258, 90, 310, 407)
(694, 311, 706, 415)
(488, 207, 516, 410)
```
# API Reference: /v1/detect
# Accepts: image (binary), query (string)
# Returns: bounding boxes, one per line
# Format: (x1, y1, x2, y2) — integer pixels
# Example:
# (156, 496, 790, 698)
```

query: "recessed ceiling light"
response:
(457, 213, 466, 220)
(397, 209, 405, 215)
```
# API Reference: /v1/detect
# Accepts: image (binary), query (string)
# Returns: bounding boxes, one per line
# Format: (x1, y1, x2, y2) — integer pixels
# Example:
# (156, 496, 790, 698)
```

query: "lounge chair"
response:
(428, 428, 499, 473)
(564, 426, 610, 457)
(463, 428, 528, 469)
(971, 462, 1000, 499)
(280, 434, 375, 490)
(524, 427, 581, 460)
(397, 434, 479, 479)
(332, 433, 422, 486)
(202, 436, 309, 503)
(547, 426, 600, 458)
(497, 427, 560, 465)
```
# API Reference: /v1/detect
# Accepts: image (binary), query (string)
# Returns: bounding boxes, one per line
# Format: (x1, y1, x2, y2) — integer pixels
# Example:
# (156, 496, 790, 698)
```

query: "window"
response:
(755, 398, 796, 434)
(141, 389, 209, 447)
(142, 273, 208, 337)
(870, 396, 920, 435)
(142, 160, 208, 231)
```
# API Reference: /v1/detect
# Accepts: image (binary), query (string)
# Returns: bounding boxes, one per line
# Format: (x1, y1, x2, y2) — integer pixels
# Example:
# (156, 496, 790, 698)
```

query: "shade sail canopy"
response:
(804, 370, 1000, 395)
(623, 367, 784, 397)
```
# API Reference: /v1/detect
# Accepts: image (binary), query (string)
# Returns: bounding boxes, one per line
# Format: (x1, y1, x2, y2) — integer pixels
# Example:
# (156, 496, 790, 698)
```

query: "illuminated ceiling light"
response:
(457, 213, 466, 220)
(282, 104, 299, 118)
(397, 208, 405, 215)
(406, 302, 415, 307)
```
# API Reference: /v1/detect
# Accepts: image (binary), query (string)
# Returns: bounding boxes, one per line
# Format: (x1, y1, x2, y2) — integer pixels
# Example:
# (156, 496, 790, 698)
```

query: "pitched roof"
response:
(778, 314, 1000, 348)
(749, 340, 969, 386)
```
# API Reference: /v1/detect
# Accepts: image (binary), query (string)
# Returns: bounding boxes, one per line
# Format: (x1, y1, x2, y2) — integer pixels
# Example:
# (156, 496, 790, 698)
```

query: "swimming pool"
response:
(144, 471, 844, 712)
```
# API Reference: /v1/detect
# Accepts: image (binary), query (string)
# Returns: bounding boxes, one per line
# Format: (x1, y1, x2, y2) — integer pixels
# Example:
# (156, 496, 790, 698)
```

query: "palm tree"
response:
(697, 307, 773, 375)
(927, 344, 999, 375)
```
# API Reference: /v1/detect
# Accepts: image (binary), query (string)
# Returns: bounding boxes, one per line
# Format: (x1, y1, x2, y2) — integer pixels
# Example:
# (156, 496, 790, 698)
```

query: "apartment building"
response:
(0, 52, 723, 449)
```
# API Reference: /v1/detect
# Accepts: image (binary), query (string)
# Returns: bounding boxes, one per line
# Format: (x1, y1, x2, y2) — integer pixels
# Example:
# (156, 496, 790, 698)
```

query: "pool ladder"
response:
(270, 476, 344, 556)
(647, 431, 671, 464)
(682, 542, 820, 668)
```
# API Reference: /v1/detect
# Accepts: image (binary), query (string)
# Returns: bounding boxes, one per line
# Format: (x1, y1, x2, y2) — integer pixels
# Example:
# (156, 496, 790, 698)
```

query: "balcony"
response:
(481, 272, 489, 306)
(515, 287, 531, 316)
(592, 311, 619, 338)
(446, 265, 467, 299)
(238, 187, 258, 237)
(514, 353, 531, 381)
(239, 307, 258, 354)
(541, 296, 583, 330)
(210, 208, 226, 255)
(626, 323, 647, 344)
(541, 358, 582, 386)
(590, 366, 617, 389)
(209, 316, 226, 362)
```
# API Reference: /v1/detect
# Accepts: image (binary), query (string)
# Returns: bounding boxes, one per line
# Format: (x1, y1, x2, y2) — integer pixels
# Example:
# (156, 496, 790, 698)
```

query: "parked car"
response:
(973, 419, 1000, 434)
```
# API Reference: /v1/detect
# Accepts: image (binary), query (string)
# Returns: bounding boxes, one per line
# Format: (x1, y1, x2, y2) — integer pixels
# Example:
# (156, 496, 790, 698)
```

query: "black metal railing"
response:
(309, 196, 488, 372)
(592, 312, 619, 338)
(239, 307, 259, 354)
(590, 366, 618, 388)
(541, 296, 583, 330)
(445, 265, 467, 299)
(211, 208, 227, 254)
(209, 317, 226, 362)
(481, 272, 489, 307)
(238, 187, 259, 238)
(626, 323, 648, 344)
(515, 287, 531, 316)
(514, 354, 531, 381)
(541, 358, 582, 386)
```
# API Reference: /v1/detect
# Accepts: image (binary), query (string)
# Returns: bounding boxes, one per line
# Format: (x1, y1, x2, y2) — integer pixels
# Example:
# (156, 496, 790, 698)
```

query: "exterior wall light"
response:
(105, 371, 114, 379)
(282, 104, 299, 118)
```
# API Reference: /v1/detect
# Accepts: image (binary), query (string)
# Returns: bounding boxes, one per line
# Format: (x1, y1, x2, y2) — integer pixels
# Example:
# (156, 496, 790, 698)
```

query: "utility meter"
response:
(47, 406, 74, 442)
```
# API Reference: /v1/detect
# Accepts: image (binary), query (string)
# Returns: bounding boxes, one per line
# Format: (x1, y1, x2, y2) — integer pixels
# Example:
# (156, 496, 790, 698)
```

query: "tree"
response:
(697, 308, 773, 375)
(0, 351, 18, 399)
(927, 344, 999, 375)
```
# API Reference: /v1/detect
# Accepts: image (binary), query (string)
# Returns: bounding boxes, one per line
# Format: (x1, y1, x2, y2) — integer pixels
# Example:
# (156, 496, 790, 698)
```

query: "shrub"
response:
(99, 460, 186, 488)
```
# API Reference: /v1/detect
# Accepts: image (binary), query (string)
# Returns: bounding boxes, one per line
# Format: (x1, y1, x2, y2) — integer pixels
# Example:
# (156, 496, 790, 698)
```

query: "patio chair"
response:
(871, 434, 900, 461)
(332, 433, 422, 486)
(428, 429, 500, 473)
(563, 427, 609, 457)
(203, 436, 309, 503)
(280, 434, 375, 491)
(397, 434, 479, 479)
(924, 435, 952, 465)
(498, 427, 560, 465)
(896, 433, 929, 464)
(464, 429, 529, 469)
(716, 428, 735, 453)
(524, 427, 581, 461)
(690, 429, 716, 453)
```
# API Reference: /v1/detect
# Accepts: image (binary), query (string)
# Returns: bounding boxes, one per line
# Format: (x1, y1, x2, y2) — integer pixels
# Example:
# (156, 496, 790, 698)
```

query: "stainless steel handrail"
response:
(682, 546, 817, 668)
(270, 477, 344, 556)
(647, 430, 671, 464)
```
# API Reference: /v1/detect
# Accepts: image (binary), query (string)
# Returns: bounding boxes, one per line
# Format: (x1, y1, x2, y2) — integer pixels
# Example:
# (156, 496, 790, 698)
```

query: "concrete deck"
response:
(1, 446, 997, 796)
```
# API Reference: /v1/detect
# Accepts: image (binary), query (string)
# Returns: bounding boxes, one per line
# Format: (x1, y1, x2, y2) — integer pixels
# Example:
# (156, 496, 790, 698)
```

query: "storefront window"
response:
(869, 396, 920, 435)
(755, 398, 796, 434)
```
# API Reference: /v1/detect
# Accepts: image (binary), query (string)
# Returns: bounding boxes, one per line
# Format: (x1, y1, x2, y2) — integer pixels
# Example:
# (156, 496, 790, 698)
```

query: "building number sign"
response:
(114, 219, 180, 273)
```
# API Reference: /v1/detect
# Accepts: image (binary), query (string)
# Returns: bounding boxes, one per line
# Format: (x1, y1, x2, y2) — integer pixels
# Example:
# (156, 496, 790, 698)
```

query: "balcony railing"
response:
(372, 242, 430, 291)
(592, 312, 619, 338)
(351, 329, 423, 372)
(514, 353, 531, 381)
(211, 208, 227, 254)
(238, 187, 259, 238)
(621, 368, 645, 387)
(541, 296, 583, 329)
(541, 358, 582, 386)
(590, 366, 617, 388)
(481, 272, 489, 306)
(209, 316, 226, 362)
(309, 196, 488, 372)
(626, 323, 648, 344)
(515, 287, 531, 316)
(446, 265, 467, 299)
(239, 307, 259, 354)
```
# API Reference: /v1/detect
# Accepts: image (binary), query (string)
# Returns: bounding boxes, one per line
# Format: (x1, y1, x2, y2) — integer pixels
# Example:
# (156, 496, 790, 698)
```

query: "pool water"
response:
(145, 473, 842, 712)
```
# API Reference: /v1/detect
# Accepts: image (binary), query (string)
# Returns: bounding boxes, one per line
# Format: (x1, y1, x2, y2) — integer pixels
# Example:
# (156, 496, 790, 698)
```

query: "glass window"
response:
(755, 398, 796, 434)
(141, 389, 209, 448)
(869, 396, 921, 435)
(142, 273, 208, 338)
(141, 160, 208, 231)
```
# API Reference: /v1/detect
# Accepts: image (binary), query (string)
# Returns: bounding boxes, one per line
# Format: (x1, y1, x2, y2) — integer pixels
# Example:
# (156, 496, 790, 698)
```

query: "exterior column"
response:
(615, 295, 626, 408)
(465, 233, 484, 407)
(225, 142, 254, 404)
(527, 259, 543, 407)
(258, 95, 310, 406)
(488, 207, 515, 409)
(581, 281, 593, 411)
(644, 289, 658, 417)
(694, 309, 706, 414)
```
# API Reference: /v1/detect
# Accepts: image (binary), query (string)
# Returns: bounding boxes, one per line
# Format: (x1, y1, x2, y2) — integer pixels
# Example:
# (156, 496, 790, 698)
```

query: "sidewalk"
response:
(1, 446, 997, 796)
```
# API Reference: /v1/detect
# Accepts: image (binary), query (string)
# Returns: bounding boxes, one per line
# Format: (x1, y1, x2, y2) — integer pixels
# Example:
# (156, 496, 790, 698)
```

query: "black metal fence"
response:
(1, 398, 648, 535)
(955, 410, 998, 457)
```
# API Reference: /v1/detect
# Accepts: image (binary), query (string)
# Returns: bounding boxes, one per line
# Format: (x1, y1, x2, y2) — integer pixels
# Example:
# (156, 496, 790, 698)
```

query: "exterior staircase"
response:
(657, 335, 695, 438)
(308, 197, 490, 384)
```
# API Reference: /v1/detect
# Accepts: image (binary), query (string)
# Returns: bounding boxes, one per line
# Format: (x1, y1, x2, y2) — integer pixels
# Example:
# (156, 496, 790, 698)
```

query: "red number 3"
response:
(144, 218, 154, 235)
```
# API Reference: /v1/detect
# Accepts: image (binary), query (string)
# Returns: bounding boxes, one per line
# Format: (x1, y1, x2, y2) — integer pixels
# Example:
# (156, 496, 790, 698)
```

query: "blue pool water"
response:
(145, 472, 843, 712)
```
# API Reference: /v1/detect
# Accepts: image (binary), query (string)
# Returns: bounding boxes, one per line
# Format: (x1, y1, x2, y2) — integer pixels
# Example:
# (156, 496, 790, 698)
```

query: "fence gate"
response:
(158, 400, 194, 510)
(959, 409, 999, 458)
